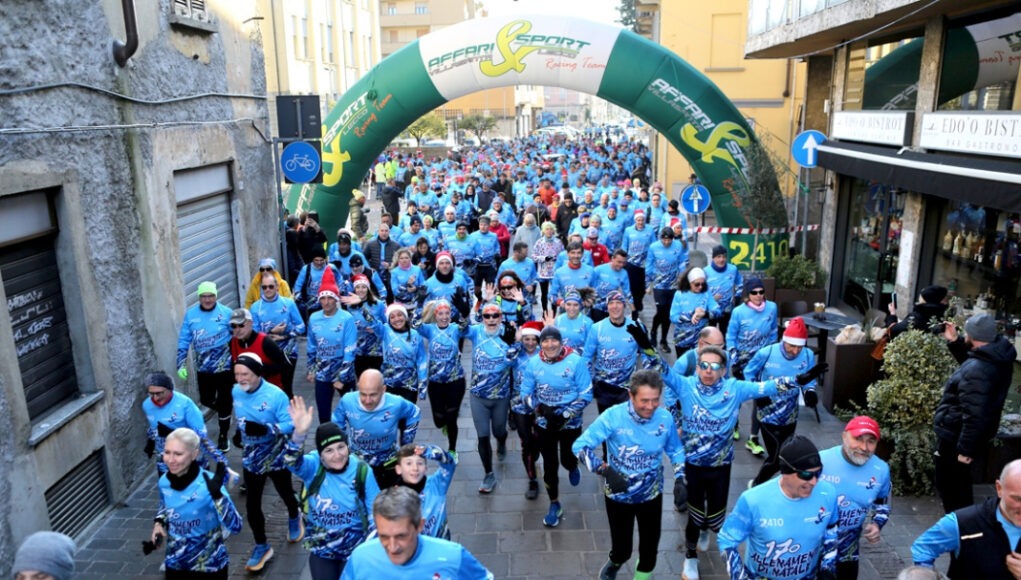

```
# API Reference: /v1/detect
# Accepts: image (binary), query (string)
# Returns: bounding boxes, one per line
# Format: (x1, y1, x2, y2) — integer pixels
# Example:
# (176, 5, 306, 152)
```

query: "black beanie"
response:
(145, 371, 174, 391)
(538, 326, 562, 343)
(778, 435, 821, 473)
(316, 422, 347, 453)
(712, 244, 728, 258)
(920, 285, 948, 304)
(235, 353, 264, 376)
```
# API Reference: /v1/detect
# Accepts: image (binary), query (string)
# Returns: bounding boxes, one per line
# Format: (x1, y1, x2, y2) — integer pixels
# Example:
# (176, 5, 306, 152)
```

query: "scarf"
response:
(540, 344, 575, 364)
(166, 461, 201, 491)
(747, 300, 766, 313)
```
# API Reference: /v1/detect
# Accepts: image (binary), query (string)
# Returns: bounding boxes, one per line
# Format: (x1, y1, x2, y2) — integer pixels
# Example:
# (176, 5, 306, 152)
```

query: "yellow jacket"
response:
(245, 271, 293, 309)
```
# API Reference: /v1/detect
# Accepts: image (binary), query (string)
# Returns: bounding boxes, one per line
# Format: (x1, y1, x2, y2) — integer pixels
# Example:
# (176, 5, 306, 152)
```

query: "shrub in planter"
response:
(765, 254, 826, 291)
(860, 329, 957, 495)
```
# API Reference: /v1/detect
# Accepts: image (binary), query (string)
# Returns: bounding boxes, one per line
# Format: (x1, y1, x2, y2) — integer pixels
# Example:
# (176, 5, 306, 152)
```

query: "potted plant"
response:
(765, 253, 827, 306)
(856, 329, 957, 495)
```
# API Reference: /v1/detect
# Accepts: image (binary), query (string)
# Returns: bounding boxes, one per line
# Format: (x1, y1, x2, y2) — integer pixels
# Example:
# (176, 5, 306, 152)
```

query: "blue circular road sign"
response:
(680, 184, 711, 215)
(281, 141, 321, 183)
(791, 130, 827, 168)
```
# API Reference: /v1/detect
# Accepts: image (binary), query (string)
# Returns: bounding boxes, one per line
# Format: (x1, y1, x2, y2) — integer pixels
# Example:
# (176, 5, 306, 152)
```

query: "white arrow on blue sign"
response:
(791, 130, 827, 168)
(281, 141, 321, 183)
(680, 184, 711, 215)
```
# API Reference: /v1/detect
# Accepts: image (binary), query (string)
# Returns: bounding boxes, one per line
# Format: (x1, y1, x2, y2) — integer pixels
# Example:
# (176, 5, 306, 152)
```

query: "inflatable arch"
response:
(288, 15, 789, 269)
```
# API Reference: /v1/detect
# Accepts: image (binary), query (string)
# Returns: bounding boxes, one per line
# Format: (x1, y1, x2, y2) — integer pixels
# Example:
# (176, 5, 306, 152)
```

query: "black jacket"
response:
(949, 497, 1014, 579)
(887, 302, 948, 339)
(933, 336, 1017, 457)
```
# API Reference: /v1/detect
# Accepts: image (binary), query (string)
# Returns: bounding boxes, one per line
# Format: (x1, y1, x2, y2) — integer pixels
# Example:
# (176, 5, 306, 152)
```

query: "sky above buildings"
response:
(482, 0, 622, 26)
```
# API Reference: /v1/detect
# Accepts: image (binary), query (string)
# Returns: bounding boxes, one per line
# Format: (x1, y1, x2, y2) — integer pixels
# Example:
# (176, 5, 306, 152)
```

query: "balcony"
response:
(379, 12, 431, 28)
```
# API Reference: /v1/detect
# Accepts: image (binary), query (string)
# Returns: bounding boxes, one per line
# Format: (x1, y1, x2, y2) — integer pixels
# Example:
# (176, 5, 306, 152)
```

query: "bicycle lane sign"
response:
(281, 141, 322, 184)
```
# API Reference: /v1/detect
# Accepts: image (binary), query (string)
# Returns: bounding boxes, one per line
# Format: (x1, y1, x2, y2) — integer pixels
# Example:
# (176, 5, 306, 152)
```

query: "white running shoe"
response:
(697, 529, 711, 552)
(683, 556, 700, 580)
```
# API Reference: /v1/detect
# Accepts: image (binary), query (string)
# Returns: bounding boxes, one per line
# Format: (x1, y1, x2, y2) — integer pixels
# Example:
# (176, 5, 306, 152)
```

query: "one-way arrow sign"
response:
(792, 130, 827, 168)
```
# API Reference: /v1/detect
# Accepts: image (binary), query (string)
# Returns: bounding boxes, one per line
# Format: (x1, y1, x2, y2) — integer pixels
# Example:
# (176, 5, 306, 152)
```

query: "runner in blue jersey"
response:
(339, 274, 386, 379)
(553, 290, 593, 355)
(661, 346, 827, 579)
(705, 245, 744, 334)
(251, 272, 305, 397)
(670, 266, 721, 358)
(394, 444, 457, 539)
(284, 398, 380, 579)
(341, 487, 493, 580)
(387, 249, 425, 318)
(422, 252, 474, 324)
(747, 317, 819, 486)
(520, 325, 593, 528)
(331, 369, 420, 490)
(152, 428, 242, 576)
(645, 227, 688, 352)
(469, 216, 503, 301)
(464, 301, 518, 494)
(498, 242, 538, 307)
(818, 417, 891, 579)
(373, 303, 429, 404)
(176, 281, 235, 451)
(573, 370, 686, 580)
(294, 249, 342, 320)
(444, 222, 478, 277)
(601, 205, 626, 252)
(583, 291, 658, 413)
(142, 371, 225, 475)
(231, 354, 303, 572)
(718, 436, 839, 580)
(621, 210, 655, 321)
(589, 250, 633, 322)
(483, 272, 532, 328)
(305, 267, 357, 423)
(417, 300, 467, 453)
(727, 276, 779, 455)
(550, 242, 595, 308)
(510, 321, 544, 500)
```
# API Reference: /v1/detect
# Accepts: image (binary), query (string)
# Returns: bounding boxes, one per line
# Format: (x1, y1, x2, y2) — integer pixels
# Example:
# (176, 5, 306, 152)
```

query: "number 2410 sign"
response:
(728, 239, 789, 269)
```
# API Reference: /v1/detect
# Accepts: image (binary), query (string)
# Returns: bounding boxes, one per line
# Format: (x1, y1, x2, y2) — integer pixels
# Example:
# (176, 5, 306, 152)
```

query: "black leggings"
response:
(625, 263, 646, 312)
(243, 468, 300, 545)
(538, 279, 552, 313)
(308, 553, 346, 580)
(837, 560, 859, 580)
(685, 463, 732, 551)
(753, 422, 797, 486)
(197, 371, 234, 419)
(513, 411, 540, 480)
(594, 381, 630, 415)
(651, 289, 675, 344)
(538, 425, 581, 501)
(354, 355, 383, 382)
(165, 567, 228, 579)
(606, 494, 663, 573)
(428, 378, 466, 452)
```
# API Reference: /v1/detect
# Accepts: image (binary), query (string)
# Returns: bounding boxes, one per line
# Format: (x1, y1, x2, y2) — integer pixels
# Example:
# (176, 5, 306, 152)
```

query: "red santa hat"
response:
(520, 321, 544, 338)
(351, 274, 370, 288)
(318, 266, 340, 300)
(783, 317, 808, 346)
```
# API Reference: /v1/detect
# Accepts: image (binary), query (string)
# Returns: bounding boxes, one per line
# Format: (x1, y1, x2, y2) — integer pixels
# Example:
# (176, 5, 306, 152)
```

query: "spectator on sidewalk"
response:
(13, 531, 77, 580)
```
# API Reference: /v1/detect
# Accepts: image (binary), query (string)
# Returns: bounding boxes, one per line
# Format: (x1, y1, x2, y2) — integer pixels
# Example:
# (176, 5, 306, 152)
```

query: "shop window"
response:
(841, 180, 904, 314)
(849, 35, 925, 111)
(932, 200, 1021, 337)
(937, 12, 1020, 112)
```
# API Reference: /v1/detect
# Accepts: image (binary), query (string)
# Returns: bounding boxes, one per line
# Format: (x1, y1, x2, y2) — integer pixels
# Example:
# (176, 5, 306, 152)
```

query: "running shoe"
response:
(682, 556, 700, 580)
(287, 516, 304, 543)
(479, 472, 497, 494)
(697, 529, 711, 552)
(569, 467, 581, 486)
(245, 543, 274, 572)
(543, 501, 563, 527)
(217, 432, 231, 453)
(525, 479, 539, 500)
(659, 341, 670, 353)
(599, 559, 623, 580)
(745, 437, 765, 457)
(732, 427, 740, 441)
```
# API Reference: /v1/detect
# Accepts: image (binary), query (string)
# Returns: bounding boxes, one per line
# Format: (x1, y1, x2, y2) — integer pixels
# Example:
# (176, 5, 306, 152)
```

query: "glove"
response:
(501, 322, 516, 346)
(143, 438, 156, 459)
(452, 288, 471, 318)
(803, 390, 819, 408)
(202, 462, 227, 500)
(244, 421, 269, 437)
(732, 367, 745, 380)
(755, 397, 772, 409)
(673, 477, 688, 510)
(141, 535, 162, 556)
(156, 422, 175, 438)
(544, 255, 555, 262)
(796, 362, 829, 386)
(625, 323, 654, 351)
(601, 465, 629, 494)
(177, 367, 188, 380)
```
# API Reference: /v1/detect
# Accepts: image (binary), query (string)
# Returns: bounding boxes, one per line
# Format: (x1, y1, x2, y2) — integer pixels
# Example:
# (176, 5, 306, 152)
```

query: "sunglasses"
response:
(748, 289, 765, 295)
(698, 361, 724, 371)
(690, 282, 706, 287)
(262, 285, 277, 290)
(148, 390, 170, 397)
(781, 457, 822, 481)
(259, 266, 274, 272)
(500, 286, 515, 290)
(482, 313, 501, 320)
(230, 323, 246, 329)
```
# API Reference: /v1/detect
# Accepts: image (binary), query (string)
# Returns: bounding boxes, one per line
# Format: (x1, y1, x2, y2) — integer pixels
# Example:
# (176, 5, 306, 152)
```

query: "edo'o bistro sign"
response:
(920, 112, 1021, 160)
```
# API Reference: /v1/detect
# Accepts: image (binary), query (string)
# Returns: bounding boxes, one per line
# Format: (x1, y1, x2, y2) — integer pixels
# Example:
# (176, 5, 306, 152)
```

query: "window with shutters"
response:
(169, 0, 215, 32)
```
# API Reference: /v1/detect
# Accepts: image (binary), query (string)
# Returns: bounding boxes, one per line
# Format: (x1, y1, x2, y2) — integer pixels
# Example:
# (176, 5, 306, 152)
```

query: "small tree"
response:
(616, 0, 637, 32)
(737, 142, 790, 271)
(406, 112, 447, 145)
(460, 114, 497, 142)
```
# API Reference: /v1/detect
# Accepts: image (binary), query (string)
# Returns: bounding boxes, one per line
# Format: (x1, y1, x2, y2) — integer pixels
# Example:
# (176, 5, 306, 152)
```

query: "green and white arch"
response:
(288, 15, 789, 269)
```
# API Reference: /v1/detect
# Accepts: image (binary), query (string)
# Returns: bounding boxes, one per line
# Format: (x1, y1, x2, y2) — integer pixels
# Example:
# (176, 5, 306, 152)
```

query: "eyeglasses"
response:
(262, 285, 277, 290)
(259, 266, 274, 272)
(148, 390, 169, 397)
(697, 361, 724, 371)
(482, 313, 501, 320)
(230, 323, 246, 329)
(781, 457, 822, 481)
(500, 286, 515, 291)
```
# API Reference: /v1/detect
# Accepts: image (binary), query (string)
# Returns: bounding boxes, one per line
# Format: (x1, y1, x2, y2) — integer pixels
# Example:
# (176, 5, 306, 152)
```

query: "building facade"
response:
(0, 0, 277, 571)
(746, 0, 1021, 334)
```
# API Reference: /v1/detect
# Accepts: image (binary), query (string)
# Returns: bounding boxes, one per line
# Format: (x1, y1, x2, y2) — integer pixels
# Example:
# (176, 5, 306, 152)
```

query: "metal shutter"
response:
(45, 450, 110, 538)
(1, 237, 80, 420)
(178, 194, 240, 309)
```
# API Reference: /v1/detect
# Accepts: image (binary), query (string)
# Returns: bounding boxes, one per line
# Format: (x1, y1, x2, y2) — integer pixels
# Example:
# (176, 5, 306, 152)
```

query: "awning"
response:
(817, 140, 1021, 212)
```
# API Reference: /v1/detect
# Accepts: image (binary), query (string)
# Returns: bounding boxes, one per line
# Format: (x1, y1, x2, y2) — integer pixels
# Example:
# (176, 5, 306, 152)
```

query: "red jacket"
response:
(584, 241, 610, 266)
(490, 222, 512, 258)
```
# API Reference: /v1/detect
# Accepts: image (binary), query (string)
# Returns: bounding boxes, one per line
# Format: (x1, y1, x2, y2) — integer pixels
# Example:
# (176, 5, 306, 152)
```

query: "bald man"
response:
(672, 326, 725, 378)
(912, 458, 1021, 578)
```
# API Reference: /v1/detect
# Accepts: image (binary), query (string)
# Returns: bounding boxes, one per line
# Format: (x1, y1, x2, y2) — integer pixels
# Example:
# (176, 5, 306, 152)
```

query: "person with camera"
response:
(573, 369, 686, 580)
(297, 211, 328, 264)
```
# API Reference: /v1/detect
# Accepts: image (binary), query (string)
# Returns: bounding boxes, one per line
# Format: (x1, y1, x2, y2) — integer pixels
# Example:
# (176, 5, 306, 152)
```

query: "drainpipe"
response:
(113, 0, 138, 67)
